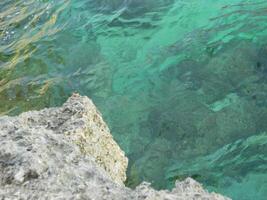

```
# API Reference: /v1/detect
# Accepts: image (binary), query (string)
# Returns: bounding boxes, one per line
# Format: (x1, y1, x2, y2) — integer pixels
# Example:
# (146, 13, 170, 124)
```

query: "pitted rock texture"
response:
(0, 94, 230, 200)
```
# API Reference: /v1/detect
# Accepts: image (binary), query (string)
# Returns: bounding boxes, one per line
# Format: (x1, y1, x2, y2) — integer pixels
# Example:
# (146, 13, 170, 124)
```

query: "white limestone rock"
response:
(0, 94, 230, 200)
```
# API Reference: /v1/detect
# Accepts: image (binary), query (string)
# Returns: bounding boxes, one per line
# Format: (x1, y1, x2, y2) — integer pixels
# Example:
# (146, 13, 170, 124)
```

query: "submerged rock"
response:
(0, 94, 230, 199)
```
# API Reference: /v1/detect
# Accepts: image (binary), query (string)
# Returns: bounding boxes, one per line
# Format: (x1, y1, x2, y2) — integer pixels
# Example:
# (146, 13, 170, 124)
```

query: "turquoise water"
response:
(1, 0, 267, 199)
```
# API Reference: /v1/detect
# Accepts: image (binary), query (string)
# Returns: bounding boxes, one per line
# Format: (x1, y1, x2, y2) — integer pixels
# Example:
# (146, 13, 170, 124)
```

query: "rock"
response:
(136, 178, 230, 200)
(0, 94, 230, 200)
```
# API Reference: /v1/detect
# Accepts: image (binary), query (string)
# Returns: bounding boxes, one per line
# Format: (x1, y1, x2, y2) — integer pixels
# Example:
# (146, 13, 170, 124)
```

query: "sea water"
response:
(1, 1, 267, 199)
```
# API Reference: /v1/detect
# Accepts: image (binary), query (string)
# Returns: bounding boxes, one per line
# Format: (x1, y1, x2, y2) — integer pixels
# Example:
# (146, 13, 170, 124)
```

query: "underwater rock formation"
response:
(0, 94, 229, 199)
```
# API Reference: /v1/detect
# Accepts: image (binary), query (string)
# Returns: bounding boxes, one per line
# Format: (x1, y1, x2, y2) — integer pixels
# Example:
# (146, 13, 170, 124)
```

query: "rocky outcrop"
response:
(0, 94, 230, 200)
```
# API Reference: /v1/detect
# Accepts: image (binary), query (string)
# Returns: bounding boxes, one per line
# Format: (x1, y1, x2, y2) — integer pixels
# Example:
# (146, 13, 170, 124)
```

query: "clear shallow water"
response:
(1, 0, 267, 199)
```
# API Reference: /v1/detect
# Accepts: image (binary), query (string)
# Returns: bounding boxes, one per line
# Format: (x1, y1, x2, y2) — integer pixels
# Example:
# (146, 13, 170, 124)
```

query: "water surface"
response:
(1, 1, 267, 199)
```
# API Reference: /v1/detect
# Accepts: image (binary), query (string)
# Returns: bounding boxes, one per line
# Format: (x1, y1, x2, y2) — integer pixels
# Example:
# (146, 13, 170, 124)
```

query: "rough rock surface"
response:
(0, 94, 230, 200)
